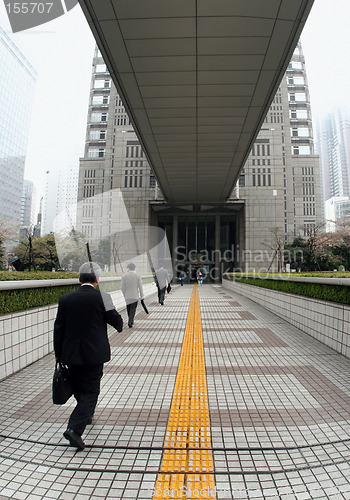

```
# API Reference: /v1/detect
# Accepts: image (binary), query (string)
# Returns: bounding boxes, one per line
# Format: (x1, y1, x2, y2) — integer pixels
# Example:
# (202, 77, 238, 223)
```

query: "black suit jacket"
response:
(54, 285, 123, 365)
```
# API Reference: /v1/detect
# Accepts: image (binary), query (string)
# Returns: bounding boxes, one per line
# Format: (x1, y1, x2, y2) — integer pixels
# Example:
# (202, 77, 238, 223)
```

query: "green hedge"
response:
(0, 275, 154, 316)
(0, 271, 79, 281)
(0, 285, 80, 315)
(230, 277, 350, 305)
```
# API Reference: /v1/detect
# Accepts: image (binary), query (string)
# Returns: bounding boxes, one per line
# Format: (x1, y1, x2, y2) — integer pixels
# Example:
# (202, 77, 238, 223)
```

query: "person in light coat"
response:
(155, 266, 170, 305)
(121, 262, 144, 328)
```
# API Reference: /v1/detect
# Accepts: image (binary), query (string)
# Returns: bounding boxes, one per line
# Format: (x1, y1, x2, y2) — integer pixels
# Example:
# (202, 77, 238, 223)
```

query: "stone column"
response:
(215, 214, 220, 282)
(172, 215, 178, 281)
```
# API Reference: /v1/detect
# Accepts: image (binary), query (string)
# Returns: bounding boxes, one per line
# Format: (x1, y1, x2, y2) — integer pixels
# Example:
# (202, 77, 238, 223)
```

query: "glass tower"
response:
(0, 25, 37, 226)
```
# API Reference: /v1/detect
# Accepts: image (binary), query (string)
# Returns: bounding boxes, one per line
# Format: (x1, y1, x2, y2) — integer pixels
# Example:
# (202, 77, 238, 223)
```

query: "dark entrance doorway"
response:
(158, 213, 237, 283)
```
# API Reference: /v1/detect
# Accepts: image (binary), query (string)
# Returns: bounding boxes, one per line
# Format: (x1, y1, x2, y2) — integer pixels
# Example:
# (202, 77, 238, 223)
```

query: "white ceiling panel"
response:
(78, 0, 315, 203)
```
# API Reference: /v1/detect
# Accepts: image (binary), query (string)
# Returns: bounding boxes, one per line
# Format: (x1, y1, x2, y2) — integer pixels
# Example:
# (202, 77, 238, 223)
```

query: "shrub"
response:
(0, 285, 80, 315)
(230, 276, 350, 305)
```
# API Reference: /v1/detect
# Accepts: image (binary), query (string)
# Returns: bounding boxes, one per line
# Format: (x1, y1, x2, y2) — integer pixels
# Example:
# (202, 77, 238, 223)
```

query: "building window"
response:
(291, 127, 309, 137)
(91, 112, 108, 123)
(89, 130, 107, 140)
(95, 64, 107, 73)
(92, 95, 109, 105)
(88, 148, 105, 158)
(292, 145, 311, 155)
(291, 61, 302, 70)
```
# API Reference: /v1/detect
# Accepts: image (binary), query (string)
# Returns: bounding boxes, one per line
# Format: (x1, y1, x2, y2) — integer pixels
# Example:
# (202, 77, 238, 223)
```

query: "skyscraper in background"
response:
(42, 166, 79, 235)
(0, 25, 37, 227)
(316, 108, 350, 226)
(76, 42, 321, 274)
(317, 108, 350, 202)
(21, 179, 36, 228)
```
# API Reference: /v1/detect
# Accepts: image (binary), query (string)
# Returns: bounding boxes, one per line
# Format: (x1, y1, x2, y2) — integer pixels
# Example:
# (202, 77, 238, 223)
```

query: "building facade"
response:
(21, 179, 37, 228)
(42, 165, 79, 235)
(76, 43, 321, 278)
(325, 196, 350, 232)
(316, 108, 350, 212)
(0, 25, 37, 227)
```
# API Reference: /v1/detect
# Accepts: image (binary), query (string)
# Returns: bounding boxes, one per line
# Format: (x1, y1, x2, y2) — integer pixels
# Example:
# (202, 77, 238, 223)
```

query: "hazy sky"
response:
(0, 0, 349, 203)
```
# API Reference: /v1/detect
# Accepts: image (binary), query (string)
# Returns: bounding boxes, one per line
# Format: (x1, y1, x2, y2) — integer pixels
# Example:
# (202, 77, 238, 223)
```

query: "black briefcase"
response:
(52, 362, 73, 405)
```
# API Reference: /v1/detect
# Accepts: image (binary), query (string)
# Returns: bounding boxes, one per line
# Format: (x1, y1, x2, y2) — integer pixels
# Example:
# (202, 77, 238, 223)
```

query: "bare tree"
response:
(111, 233, 125, 273)
(264, 227, 285, 272)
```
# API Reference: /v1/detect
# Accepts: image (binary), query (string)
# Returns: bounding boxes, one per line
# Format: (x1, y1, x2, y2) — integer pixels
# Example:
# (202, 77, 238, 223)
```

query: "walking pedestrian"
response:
(54, 262, 123, 450)
(155, 266, 170, 305)
(121, 262, 144, 328)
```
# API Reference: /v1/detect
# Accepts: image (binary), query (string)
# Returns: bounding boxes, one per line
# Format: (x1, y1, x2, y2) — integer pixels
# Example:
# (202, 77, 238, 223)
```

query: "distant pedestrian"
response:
(197, 270, 203, 286)
(179, 271, 185, 286)
(155, 266, 170, 305)
(54, 262, 123, 450)
(121, 262, 144, 328)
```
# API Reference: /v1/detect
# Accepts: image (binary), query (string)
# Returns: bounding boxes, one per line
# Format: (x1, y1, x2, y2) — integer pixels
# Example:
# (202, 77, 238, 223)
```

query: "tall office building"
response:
(316, 108, 350, 208)
(21, 179, 37, 228)
(0, 26, 37, 227)
(77, 42, 321, 275)
(239, 41, 321, 269)
(42, 165, 79, 235)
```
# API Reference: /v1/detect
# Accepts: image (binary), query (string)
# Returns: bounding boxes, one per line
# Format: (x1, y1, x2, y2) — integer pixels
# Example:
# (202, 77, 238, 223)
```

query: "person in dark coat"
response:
(54, 262, 123, 450)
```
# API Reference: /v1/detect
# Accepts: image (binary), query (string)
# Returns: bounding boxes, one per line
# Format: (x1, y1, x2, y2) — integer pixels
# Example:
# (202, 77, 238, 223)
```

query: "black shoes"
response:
(63, 429, 85, 450)
(128, 322, 133, 328)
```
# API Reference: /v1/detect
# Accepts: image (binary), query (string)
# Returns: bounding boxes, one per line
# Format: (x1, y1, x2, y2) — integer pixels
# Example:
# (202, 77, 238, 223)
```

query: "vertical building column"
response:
(172, 215, 178, 281)
(215, 215, 220, 282)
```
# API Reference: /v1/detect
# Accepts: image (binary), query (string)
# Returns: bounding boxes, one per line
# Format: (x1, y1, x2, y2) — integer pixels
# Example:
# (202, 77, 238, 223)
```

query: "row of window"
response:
(251, 159, 271, 166)
(265, 112, 283, 124)
(303, 204, 316, 216)
(252, 168, 272, 187)
(124, 169, 143, 188)
(81, 173, 158, 198)
(251, 144, 271, 156)
(126, 145, 144, 158)
(302, 184, 315, 196)
(84, 169, 96, 178)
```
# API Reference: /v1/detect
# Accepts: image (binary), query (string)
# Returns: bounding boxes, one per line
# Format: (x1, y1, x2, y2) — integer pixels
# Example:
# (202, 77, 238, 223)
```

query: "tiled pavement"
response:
(1, 284, 350, 499)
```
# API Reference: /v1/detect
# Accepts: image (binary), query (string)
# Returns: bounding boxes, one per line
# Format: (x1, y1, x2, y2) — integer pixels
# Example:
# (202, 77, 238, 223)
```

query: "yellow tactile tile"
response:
(152, 284, 216, 499)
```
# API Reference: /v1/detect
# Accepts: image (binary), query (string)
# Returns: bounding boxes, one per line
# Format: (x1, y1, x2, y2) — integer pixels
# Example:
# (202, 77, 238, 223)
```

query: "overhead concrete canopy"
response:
(79, 0, 314, 204)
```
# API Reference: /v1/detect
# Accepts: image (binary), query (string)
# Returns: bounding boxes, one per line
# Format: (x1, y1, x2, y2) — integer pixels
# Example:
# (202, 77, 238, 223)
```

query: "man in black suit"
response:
(54, 262, 123, 450)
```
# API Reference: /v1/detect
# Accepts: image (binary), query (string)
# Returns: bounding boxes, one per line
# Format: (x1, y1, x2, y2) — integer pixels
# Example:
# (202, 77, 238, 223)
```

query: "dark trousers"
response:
(157, 286, 166, 304)
(67, 364, 103, 436)
(126, 301, 138, 326)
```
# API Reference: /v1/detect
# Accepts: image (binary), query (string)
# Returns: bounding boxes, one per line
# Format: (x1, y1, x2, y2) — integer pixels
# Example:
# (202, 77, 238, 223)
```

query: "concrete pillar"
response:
(215, 214, 220, 282)
(172, 215, 178, 281)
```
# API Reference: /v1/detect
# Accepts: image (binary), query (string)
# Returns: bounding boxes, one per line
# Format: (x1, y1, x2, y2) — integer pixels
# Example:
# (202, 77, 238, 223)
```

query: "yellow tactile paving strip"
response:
(152, 284, 216, 499)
